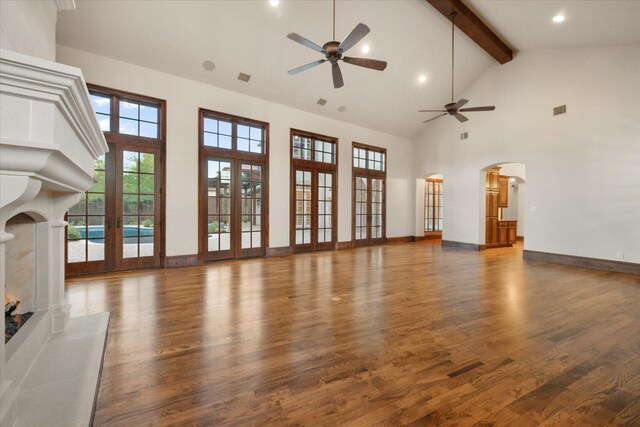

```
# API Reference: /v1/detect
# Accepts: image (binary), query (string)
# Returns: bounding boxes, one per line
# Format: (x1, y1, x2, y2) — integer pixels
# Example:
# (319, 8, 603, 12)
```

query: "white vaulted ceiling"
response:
(56, 1, 640, 139)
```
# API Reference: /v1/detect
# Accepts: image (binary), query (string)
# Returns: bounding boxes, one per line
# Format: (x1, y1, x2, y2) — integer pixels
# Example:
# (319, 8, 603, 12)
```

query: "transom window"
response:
(202, 112, 267, 155)
(88, 90, 161, 141)
(293, 134, 336, 164)
(353, 145, 385, 171)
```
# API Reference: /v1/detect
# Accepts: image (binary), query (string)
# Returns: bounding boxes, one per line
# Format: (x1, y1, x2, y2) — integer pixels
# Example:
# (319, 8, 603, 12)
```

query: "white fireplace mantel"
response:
(0, 48, 109, 426)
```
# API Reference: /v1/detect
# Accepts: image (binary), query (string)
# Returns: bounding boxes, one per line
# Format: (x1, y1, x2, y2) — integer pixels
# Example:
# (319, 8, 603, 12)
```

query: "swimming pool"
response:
(72, 225, 154, 244)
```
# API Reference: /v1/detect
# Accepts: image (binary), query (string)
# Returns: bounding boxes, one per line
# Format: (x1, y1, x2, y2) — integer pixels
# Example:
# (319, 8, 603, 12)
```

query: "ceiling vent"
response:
(460, 132, 468, 140)
(553, 105, 567, 116)
(316, 98, 327, 106)
(237, 72, 251, 82)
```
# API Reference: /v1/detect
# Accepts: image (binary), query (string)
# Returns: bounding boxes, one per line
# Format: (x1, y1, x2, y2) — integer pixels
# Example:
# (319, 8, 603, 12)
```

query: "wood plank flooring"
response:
(66, 242, 640, 426)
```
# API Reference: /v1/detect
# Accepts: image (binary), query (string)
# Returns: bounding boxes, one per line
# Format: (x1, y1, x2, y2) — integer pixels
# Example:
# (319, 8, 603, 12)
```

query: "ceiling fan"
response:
(286, 0, 387, 89)
(419, 12, 495, 124)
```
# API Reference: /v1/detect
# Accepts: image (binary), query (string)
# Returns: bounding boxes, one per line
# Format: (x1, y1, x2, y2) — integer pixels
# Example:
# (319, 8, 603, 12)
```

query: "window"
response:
(119, 100, 159, 138)
(290, 129, 338, 251)
(199, 109, 269, 262)
(201, 111, 267, 155)
(203, 117, 232, 149)
(87, 89, 162, 142)
(293, 134, 336, 164)
(352, 142, 386, 245)
(67, 85, 165, 276)
(425, 179, 443, 233)
(90, 94, 110, 132)
(353, 145, 385, 171)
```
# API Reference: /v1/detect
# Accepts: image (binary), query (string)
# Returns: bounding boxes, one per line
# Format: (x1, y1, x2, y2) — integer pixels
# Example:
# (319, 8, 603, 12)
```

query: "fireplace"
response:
(0, 48, 109, 426)
(4, 214, 37, 343)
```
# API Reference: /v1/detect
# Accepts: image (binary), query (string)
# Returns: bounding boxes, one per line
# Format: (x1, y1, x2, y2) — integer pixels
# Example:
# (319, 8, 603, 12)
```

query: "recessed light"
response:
(418, 74, 427, 84)
(202, 60, 215, 71)
(269, 0, 279, 7)
(552, 14, 565, 23)
(361, 44, 370, 54)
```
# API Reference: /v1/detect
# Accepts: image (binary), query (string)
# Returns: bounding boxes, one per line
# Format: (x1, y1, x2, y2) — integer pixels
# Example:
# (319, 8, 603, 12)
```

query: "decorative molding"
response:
(0, 49, 108, 161)
(266, 247, 292, 257)
(55, 0, 76, 11)
(165, 254, 199, 268)
(441, 240, 483, 251)
(523, 250, 640, 276)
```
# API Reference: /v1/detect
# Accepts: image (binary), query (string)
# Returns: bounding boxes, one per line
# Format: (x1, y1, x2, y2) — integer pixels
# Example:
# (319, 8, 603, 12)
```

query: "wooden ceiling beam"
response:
(425, 0, 513, 64)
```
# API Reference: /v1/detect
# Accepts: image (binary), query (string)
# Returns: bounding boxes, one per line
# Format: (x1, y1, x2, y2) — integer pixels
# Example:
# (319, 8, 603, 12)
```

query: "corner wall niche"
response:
(0, 48, 109, 426)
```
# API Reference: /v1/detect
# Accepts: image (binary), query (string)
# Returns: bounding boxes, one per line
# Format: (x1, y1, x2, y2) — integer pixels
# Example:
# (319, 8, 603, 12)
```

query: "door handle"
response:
(116, 217, 121, 229)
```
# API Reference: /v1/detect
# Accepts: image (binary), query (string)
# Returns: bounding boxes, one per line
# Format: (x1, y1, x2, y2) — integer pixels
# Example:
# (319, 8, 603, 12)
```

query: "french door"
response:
(201, 157, 266, 261)
(353, 175, 385, 246)
(291, 168, 336, 251)
(66, 145, 162, 274)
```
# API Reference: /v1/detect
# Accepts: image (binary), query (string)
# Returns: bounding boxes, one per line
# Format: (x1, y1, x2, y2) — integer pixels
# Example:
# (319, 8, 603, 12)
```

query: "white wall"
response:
(517, 183, 526, 237)
(0, 0, 57, 61)
(414, 45, 640, 264)
(56, 46, 415, 256)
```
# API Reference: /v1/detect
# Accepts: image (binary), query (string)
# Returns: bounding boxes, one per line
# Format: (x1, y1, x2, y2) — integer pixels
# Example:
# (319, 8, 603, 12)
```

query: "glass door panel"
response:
(354, 176, 368, 242)
(116, 148, 161, 269)
(205, 159, 233, 260)
(239, 162, 264, 257)
(317, 172, 333, 246)
(294, 170, 313, 247)
(66, 154, 110, 274)
(371, 178, 384, 241)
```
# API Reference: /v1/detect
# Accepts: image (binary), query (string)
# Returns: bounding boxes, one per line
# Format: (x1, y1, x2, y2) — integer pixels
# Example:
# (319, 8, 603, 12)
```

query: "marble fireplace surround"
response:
(0, 49, 109, 426)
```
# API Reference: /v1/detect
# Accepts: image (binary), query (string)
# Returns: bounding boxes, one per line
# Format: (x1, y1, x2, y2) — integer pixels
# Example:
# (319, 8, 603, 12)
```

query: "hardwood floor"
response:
(66, 242, 640, 426)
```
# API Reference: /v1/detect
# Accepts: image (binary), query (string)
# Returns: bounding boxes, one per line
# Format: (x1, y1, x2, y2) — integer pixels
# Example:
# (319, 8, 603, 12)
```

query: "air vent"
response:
(316, 98, 327, 106)
(553, 104, 567, 116)
(460, 132, 468, 140)
(237, 72, 251, 82)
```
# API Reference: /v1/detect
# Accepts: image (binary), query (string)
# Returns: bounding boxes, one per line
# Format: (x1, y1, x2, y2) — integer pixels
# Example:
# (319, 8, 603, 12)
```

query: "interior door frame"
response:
(66, 84, 166, 276)
(351, 141, 386, 246)
(198, 109, 269, 263)
(289, 128, 338, 253)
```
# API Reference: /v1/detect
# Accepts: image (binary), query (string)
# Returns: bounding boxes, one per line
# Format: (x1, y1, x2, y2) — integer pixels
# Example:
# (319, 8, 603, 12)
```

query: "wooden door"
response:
(237, 161, 265, 258)
(202, 157, 234, 261)
(498, 176, 509, 207)
(115, 147, 162, 270)
(353, 175, 385, 246)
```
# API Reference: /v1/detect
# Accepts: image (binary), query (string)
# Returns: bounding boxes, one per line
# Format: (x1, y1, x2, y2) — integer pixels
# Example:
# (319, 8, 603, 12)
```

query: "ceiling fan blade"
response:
(454, 99, 469, 109)
(454, 113, 468, 123)
(332, 63, 344, 89)
(288, 59, 326, 75)
(287, 33, 326, 54)
(338, 23, 370, 53)
(459, 106, 496, 112)
(423, 113, 447, 124)
(342, 56, 387, 71)
(418, 109, 446, 113)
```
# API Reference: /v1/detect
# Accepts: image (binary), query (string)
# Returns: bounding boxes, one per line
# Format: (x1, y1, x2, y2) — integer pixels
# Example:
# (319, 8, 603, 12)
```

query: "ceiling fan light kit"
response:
(286, 0, 388, 89)
(419, 12, 496, 124)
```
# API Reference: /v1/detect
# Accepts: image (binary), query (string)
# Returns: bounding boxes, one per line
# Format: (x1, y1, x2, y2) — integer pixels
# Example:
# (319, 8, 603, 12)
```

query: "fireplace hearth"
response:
(5, 311, 33, 343)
